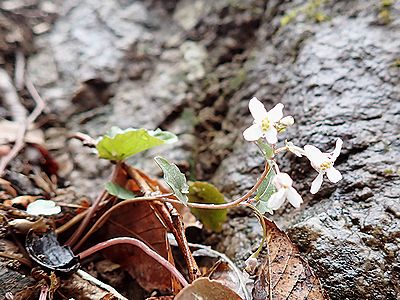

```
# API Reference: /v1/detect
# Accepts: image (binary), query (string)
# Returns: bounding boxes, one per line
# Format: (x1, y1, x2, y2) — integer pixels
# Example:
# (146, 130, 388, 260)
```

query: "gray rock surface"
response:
(25, 0, 400, 299)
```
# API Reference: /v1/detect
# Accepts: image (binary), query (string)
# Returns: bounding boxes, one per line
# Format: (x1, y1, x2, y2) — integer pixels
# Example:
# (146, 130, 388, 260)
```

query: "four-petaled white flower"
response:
(27, 200, 61, 216)
(268, 172, 303, 210)
(304, 138, 343, 194)
(243, 97, 285, 144)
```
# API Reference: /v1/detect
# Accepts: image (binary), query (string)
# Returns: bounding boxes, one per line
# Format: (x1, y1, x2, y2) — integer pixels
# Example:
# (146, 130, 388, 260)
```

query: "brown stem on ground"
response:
(65, 189, 108, 247)
(78, 237, 189, 288)
(71, 194, 172, 251)
(66, 162, 122, 247)
(55, 210, 88, 235)
(154, 201, 201, 281)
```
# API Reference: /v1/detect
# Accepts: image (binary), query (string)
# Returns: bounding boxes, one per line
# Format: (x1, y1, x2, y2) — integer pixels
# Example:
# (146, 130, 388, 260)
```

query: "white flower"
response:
(243, 97, 284, 144)
(27, 200, 61, 216)
(304, 138, 343, 194)
(268, 173, 303, 210)
(285, 140, 306, 157)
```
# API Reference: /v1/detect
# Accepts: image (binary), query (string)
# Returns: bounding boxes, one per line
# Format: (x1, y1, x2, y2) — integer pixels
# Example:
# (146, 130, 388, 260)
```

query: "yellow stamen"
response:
(320, 161, 332, 171)
(261, 117, 270, 132)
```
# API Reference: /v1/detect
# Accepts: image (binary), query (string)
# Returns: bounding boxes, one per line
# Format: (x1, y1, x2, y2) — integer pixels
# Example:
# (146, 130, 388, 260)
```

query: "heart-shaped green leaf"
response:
(96, 127, 178, 161)
(154, 156, 189, 205)
(188, 182, 227, 232)
(105, 182, 136, 200)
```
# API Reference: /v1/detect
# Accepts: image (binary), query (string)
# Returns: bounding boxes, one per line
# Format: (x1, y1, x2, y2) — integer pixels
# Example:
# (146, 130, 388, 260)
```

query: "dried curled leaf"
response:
(252, 218, 328, 300)
(188, 181, 227, 232)
(175, 277, 242, 300)
(96, 127, 177, 161)
(154, 156, 189, 205)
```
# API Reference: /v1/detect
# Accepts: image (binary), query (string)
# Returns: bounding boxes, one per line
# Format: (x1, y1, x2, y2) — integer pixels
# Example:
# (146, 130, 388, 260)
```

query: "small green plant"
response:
(27, 98, 343, 292)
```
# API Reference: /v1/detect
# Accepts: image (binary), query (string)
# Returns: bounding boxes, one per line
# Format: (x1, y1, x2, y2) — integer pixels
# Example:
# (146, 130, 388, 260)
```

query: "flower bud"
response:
(280, 116, 294, 126)
(245, 257, 259, 274)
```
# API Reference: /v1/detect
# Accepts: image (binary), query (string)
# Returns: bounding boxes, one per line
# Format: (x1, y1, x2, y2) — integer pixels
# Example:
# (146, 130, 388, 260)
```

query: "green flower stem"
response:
(243, 203, 267, 258)
(184, 162, 270, 210)
(78, 237, 188, 288)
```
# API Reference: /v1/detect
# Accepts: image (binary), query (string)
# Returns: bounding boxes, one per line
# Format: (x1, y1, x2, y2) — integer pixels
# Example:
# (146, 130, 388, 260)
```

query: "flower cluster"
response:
(243, 97, 343, 213)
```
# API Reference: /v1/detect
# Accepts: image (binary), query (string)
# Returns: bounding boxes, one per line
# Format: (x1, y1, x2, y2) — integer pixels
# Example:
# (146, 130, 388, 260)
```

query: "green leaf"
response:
(154, 156, 189, 205)
(255, 166, 277, 214)
(105, 182, 136, 200)
(96, 127, 178, 161)
(188, 182, 227, 232)
(256, 140, 274, 159)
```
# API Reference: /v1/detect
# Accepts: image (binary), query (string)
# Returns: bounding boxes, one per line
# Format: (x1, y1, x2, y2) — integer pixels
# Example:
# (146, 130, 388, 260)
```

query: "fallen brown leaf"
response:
(175, 277, 242, 300)
(96, 167, 174, 293)
(252, 218, 328, 300)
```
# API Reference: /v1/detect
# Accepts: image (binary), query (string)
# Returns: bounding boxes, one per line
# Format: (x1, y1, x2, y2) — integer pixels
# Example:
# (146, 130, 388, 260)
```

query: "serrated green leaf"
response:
(96, 127, 178, 161)
(256, 140, 275, 159)
(105, 182, 136, 199)
(154, 156, 189, 205)
(188, 182, 227, 232)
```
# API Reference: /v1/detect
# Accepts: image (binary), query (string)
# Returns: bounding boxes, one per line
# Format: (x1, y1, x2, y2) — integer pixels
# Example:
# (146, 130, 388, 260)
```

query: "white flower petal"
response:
(287, 187, 303, 208)
(249, 97, 268, 122)
(310, 173, 324, 194)
(268, 188, 286, 210)
(304, 145, 326, 166)
(243, 124, 263, 141)
(326, 167, 342, 183)
(264, 127, 278, 144)
(27, 200, 61, 216)
(286, 141, 306, 157)
(267, 103, 284, 123)
(273, 172, 293, 189)
(331, 138, 343, 161)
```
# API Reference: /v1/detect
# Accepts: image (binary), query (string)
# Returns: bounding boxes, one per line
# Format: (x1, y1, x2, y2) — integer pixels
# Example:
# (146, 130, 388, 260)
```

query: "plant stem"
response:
(55, 210, 88, 235)
(72, 194, 172, 251)
(243, 203, 266, 257)
(185, 162, 270, 210)
(66, 162, 122, 247)
(78, 237, 188, 288)
(65, 189, 108, 247)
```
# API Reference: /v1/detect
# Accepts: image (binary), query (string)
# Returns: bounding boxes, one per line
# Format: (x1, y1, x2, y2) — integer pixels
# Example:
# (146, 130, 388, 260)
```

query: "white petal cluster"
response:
(243, 97, 293, 144)
(268, 173, 303, 210)
(27, 200, 61, 216)
(304, 138, 343, 194)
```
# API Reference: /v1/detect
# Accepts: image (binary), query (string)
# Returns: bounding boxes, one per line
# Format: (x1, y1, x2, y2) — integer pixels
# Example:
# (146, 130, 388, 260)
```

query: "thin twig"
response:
(25, 75, 46, 124)
(78, 237, 189, 288)
(66, 162, 122, 247)
(55, 210, 88, 235)
(69, 132, 97, 148)
(0, 68, 27, 177)
(72, 194, 172, 251)
(0, 252, 32, 267)
(65, 190, 108, 247)
(77, 269, 128, 300)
